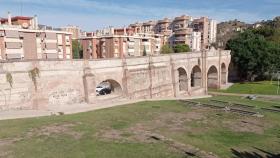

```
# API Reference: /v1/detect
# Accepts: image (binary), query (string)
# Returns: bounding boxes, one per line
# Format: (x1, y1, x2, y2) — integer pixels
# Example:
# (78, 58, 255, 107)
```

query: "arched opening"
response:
(191, 66, 202, 88)
(96, 79, 122, 97)
(178, 68, 188, 92)
(207, 66, 219, 89)
(221, 63, 227, 85)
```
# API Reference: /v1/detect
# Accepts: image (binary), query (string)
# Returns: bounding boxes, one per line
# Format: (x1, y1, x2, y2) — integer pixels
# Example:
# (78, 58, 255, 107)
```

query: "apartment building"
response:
(0, 12, 72, 60)
(209, 20, 217, 44)
(80, 28, 163, 59)
(129, 23, 142, 34)
(141, 21, 156, 34)
(129, 15, 217, 51)
(114, 28, 134, 36)
(61, 25, 81, 39)
(130, 21, 157, 34)
(171, 15, 192, 31)
(190, 32, 201, 52)
(80, 14, 217, 59)
(192, 17, 218, 49)
(155, 18, 172, 45)
(0, 12, 38, 29)
(191, 17, 209, 49)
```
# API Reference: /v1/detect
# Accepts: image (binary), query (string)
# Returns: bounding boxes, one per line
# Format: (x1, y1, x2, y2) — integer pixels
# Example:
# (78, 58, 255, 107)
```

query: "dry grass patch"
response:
(223, 117, 266, 134)
(26, 123, 83, 140)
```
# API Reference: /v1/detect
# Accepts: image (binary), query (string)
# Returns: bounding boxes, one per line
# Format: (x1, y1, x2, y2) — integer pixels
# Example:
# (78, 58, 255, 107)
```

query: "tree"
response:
(173, 44, 191, 53)
(226, 30, 280, 81)
(253, 17, 280, 44)
(267, 42, 280, 80)
(72, 40, 82, 59)
(160, 44, 174, 54)
(253, 26, 280, 44)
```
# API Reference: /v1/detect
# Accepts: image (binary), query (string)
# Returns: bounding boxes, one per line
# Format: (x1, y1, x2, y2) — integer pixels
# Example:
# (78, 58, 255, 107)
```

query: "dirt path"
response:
(0, 95, 211, 121)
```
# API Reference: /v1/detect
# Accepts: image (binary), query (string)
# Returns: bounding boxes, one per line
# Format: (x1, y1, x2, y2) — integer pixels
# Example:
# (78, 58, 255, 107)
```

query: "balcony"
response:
(174, 15, 191, 22)
(143, 21, 156, 26)
(174, 28, 193, 35)
(5, 48, 24, 54)
(158, 18, 171, 24)
(174, 36, 186, 42)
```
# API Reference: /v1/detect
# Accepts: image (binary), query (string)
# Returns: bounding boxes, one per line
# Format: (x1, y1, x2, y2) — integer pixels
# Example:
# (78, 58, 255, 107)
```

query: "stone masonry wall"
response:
(0, 49, 231, 111)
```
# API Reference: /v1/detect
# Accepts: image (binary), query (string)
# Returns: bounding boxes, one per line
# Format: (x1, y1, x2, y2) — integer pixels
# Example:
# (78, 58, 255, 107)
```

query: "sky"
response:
(0, 0, 279, 31)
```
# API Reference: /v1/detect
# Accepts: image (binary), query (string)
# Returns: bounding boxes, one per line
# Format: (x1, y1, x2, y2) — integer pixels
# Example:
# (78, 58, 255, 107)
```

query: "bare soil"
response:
(0, 138, 19, 158)
(96, 110, 219, 158)
(223, 117, 265, 134)
(27, 123, 83, 140)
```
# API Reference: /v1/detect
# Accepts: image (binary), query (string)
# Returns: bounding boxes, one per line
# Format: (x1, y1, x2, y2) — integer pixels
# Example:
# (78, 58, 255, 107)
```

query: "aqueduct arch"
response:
(96, 79, 123, 96)
(207, 65, 219, 89)
(191, 65, 202, 88)
(177, 68, 188, 92)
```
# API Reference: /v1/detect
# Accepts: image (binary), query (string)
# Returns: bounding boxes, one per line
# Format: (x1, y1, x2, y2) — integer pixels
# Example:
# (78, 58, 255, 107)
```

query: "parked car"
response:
(96, 85, 111, 96)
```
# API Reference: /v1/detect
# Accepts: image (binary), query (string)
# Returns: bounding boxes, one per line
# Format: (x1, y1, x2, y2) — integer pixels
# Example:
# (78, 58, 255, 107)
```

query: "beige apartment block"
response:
(0, 12, 73, 60)
(141, 21, 157, 34)
(0, 28, 72, 60)
(61, 25, 81, 39)
(172, 27, 193, 45)
(130, 21, 157, 34)
(129, 23, 142, 33)
(80, 14, 217, 59)
(172, 15, 193, 31)
(192, 17, 210, 49)
(155, 18, 172, 44)
(209, 19, 217, 44)
(191, 32, 201, 52)
(129, 15, 217, 51)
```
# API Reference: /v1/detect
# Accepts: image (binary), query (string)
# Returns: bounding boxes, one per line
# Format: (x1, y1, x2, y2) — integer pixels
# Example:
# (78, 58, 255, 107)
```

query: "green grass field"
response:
(211, 81, 280, 95)
(0, 96, 280, 158)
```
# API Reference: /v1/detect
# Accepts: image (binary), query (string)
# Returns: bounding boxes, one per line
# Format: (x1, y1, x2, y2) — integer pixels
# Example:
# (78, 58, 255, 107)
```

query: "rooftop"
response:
(0, 16, 33, 23)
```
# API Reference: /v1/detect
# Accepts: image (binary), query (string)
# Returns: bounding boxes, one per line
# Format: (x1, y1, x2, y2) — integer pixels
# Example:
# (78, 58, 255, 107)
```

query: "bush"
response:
(160, 44, 174, 54)
(173, 44, 191, 53)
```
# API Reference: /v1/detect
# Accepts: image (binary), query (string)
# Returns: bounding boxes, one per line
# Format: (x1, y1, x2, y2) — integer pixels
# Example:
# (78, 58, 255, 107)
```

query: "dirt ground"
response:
(0, 123, 84, 157)
(223, 117, 266, 134)
(0, 138, 17, 157)
(0, 102, 274, 158)
(26, 123, 83, 140)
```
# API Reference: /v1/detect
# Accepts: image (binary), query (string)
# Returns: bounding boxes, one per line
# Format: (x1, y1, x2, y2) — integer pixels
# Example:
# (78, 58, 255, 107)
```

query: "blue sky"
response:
(0, 0, 279, 31)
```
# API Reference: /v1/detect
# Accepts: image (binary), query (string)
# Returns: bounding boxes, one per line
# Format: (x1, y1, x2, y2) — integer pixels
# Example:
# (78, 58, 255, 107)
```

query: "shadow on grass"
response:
(231, 148, 280, 158)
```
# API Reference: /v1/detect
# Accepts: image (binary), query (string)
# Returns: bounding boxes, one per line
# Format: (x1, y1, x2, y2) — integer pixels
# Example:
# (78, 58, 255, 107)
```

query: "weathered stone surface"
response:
(0, 49, 231, 111)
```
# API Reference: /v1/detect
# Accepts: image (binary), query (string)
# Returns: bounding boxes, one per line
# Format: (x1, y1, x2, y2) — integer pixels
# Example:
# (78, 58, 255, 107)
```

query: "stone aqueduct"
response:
(0, 48, 231, 111)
